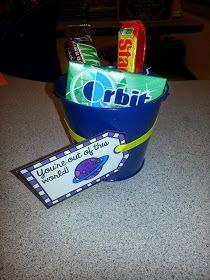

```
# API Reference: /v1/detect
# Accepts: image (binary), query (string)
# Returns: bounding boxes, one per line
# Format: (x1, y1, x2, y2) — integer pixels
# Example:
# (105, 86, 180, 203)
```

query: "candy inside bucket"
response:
(54, 73, 169, 181)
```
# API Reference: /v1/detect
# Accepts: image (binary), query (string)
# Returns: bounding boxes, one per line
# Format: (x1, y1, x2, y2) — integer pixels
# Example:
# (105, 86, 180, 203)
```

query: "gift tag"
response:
(16, 131, 129, 208)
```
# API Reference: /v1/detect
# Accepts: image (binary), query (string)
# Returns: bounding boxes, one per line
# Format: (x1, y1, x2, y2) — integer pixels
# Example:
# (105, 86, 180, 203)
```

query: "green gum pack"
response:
(66, 62, 167, 108)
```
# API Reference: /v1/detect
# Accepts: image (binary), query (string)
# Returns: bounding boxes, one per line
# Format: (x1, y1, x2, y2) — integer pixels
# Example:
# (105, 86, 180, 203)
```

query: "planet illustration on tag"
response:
(73, 155, 109, 183)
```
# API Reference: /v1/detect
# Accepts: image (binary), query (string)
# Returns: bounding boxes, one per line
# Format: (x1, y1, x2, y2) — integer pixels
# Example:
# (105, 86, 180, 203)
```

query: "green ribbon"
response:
(64, 118, 157, 152)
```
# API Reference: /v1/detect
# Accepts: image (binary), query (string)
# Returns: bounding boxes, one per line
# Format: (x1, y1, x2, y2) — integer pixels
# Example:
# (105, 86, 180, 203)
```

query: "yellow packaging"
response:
(117, 28, 137, 72)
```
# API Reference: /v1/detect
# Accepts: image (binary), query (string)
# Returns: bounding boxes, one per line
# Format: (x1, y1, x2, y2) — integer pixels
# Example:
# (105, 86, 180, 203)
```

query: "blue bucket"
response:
(54, 74, 168, 181)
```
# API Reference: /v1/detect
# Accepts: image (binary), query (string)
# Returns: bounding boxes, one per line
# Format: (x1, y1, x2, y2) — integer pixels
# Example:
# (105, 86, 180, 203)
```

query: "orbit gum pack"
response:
(65, 61, 167, 108)
(117, 20, 146, 73)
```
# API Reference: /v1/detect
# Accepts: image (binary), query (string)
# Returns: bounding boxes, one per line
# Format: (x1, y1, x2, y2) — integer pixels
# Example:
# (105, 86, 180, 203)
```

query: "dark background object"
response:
(56, 0, 117, 21)
(181, 0, 210, 19)
(56, 0, 88, 20)
(117, 0, 173, 21)
(0, 0, 61, 82)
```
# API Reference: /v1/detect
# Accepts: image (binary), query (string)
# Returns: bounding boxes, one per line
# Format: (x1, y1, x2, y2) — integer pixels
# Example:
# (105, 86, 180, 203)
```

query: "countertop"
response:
(0, 75, 210, 280)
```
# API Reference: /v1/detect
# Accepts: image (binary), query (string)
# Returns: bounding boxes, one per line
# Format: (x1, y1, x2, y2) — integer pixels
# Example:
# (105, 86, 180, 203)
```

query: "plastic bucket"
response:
(54, 74, 168, 181)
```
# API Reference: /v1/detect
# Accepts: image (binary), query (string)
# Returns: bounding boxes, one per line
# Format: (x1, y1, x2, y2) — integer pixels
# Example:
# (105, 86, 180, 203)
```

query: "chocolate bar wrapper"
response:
(65, 24, 100, 66)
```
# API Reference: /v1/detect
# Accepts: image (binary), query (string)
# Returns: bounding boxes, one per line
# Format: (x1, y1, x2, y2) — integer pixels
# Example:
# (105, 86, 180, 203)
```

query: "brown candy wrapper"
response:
(65, 24, 100, 66)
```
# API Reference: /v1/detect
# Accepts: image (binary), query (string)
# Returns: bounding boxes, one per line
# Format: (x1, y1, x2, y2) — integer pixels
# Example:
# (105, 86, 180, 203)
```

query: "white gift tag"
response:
(16, 131, 129, 207)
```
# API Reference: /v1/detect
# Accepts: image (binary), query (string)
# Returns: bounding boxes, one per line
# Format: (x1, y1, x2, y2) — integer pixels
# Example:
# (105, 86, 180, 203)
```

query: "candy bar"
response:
(65, 24, 100, 66)
(117, 20, 146, 73)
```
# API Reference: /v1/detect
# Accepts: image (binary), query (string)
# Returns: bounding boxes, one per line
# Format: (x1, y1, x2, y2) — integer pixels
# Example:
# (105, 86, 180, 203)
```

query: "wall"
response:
(172, 0, 210, 80)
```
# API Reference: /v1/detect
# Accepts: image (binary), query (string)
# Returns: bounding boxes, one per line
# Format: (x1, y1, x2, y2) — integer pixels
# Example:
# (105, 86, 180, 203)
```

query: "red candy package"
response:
(117, 20, 146, 73)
